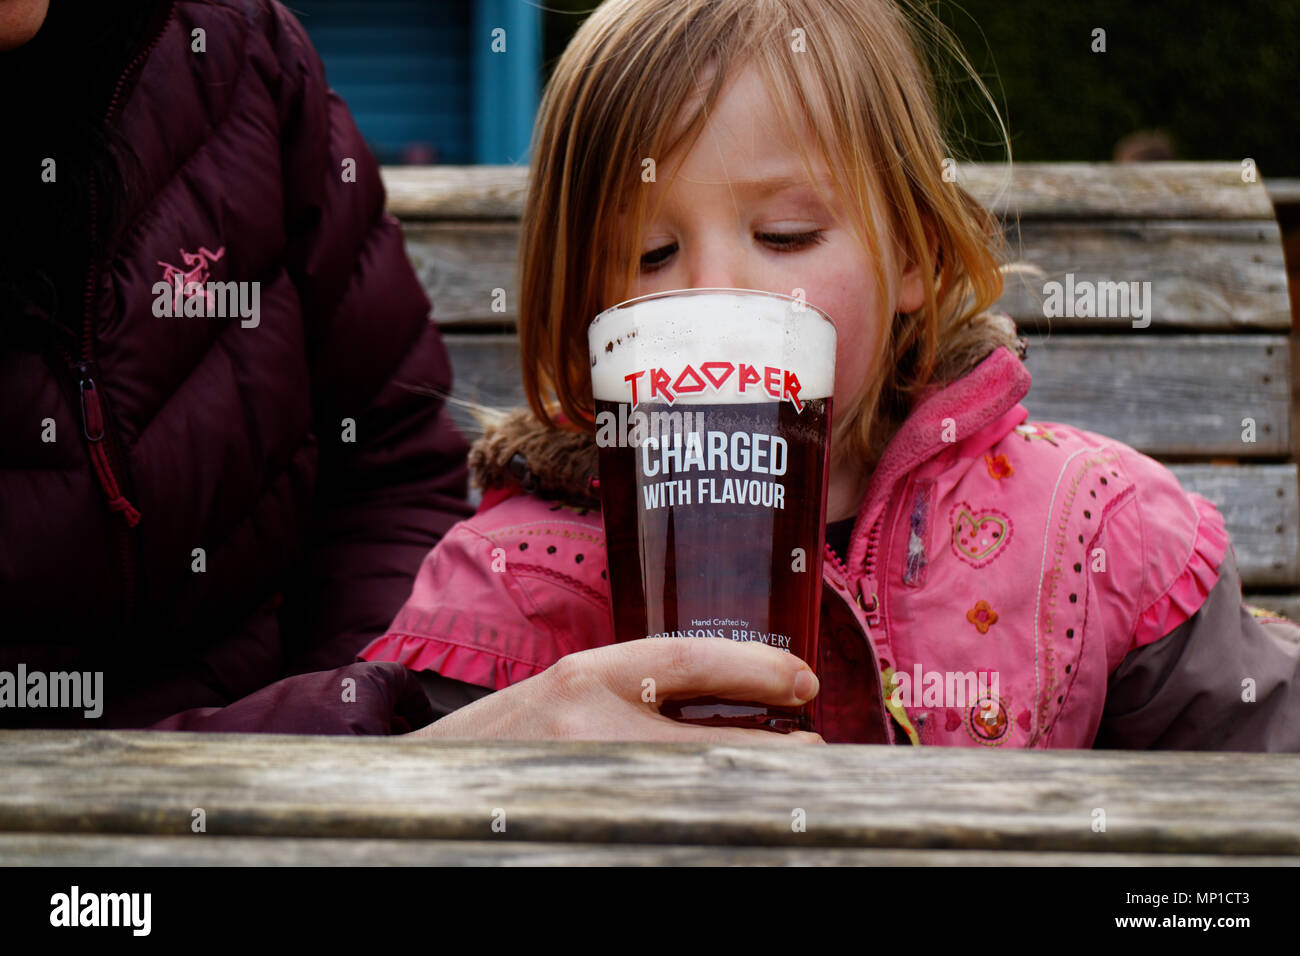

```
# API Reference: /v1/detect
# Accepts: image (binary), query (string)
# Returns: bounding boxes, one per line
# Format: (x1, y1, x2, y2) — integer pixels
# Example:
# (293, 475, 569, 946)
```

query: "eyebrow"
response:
(725, 175, 826, 197)
(618, 175, 832, 216)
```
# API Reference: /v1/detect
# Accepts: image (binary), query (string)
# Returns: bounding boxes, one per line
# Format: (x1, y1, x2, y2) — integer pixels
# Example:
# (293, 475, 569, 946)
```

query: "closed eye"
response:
(640, 243, 677, 269)
(755, 229, 827, 250)
(639, 230, 827, 272)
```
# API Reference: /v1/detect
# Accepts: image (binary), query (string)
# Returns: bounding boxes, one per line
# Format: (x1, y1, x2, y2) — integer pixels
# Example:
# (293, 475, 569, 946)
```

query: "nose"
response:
(683, 236, 749, 291)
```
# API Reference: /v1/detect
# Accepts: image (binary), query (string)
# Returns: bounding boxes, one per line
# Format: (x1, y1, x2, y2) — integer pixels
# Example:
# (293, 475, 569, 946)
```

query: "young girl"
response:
(365, 0, 1300, 749)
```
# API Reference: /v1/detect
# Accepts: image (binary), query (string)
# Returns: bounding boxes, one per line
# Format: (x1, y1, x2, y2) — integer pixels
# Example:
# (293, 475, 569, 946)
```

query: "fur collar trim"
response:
(469, 409, 600, 506)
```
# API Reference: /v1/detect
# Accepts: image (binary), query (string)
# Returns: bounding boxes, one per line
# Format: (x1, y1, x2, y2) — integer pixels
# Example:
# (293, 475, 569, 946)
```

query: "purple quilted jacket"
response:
(0, 0, 470, 732)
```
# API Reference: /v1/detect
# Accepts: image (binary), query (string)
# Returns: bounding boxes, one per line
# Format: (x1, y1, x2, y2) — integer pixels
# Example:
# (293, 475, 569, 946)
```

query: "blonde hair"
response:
(518, 0, 1019, 470)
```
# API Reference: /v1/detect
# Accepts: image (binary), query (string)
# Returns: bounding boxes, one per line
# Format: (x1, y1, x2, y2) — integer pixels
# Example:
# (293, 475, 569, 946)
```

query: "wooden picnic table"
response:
(1, 731, 1298, 865)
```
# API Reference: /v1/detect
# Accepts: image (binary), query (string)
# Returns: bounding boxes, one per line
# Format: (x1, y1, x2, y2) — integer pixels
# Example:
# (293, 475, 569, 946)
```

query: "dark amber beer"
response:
(588, 289, 836, 732)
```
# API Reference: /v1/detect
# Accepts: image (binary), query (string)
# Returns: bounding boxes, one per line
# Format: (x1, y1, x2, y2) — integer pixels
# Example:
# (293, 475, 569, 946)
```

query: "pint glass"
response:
(588, 288, 836, 732)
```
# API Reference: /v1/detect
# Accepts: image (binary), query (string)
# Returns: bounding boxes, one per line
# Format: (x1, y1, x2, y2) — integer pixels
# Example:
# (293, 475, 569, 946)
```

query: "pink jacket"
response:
(363, 346, 1300, 748)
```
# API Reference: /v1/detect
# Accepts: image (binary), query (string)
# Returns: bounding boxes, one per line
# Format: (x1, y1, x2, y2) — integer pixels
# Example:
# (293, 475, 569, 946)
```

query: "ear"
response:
(895, 223, 939, 314)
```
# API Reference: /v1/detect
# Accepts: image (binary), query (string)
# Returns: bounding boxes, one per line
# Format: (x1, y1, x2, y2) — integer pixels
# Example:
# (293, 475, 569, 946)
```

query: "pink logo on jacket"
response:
(157, 245, 225, 313)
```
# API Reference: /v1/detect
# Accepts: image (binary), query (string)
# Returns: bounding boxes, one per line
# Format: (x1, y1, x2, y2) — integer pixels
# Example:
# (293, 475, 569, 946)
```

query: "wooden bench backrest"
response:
(384, 162, 1299, 614)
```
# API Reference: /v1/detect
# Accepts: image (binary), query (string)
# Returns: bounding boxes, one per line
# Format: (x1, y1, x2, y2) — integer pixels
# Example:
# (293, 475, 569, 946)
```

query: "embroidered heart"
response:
(950, 503, 1012, 568)
(944, 708, 962, 732)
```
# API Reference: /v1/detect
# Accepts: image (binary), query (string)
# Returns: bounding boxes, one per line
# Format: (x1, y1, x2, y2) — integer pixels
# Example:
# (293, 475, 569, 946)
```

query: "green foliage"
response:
(933, 0, 1300, 175)
(541, 0, 1300, 176)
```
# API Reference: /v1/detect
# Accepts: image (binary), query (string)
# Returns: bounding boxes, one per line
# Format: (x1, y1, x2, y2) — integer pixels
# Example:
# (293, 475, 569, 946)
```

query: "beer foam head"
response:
(588, 289, 836, 405)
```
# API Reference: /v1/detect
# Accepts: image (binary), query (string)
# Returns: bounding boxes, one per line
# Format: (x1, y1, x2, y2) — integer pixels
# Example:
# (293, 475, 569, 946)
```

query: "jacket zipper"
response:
(855, 482, 921, 744)
(855, 512, 885, 629)
(824, 482, 891, 634)
(823, 530, 901, 745)
(68, 5, 175, 612)
(824, 539, 851, 578)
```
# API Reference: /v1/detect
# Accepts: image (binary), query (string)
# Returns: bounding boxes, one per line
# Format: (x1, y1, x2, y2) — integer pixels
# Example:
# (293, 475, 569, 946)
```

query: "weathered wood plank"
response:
(405, 222, 518, 325)
(443, 334, 1293, 457)
(1291, 324, 1300, 464)
(1020, 335, 1291, 457)
(1267, 178, 1300, 207)
(384, 163, 1276, 222)
(406, 219, 1292, 330)
(2, 833, 1296, 867)
(998, 220, 1291, 331)
(1, 733, 1298, 855)
(443, 334, 525, 414)
(967, 163, 1276, 220)
(384, 165, 528, 220)
(1169, 466, 1299, 588)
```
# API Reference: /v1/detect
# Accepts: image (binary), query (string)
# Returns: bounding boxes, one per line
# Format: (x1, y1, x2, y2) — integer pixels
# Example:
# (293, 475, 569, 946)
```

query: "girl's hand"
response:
(409, 638, 824, 744)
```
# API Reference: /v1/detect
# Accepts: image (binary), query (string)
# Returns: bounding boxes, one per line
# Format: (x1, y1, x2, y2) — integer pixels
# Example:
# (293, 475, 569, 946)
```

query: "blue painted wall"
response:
(288, 0, 539, 165)
(472, 0, 541, 165)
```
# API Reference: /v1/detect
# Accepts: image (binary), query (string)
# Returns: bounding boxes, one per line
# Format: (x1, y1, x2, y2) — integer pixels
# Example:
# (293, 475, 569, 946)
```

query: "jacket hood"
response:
(469, 408, 601, 506)
(469, 339, 1032, 517)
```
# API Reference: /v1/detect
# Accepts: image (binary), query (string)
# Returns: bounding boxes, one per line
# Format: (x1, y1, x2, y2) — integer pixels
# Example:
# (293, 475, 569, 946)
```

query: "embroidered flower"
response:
(1014, 423, 1059, 446)
(966, 599, 998, 634)
(969, 696, 1009, 743)
(984, 453, 1014, 480)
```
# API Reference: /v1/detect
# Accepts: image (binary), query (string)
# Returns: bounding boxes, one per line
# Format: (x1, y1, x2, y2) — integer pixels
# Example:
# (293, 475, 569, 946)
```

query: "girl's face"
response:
(622, 64, 926, 418)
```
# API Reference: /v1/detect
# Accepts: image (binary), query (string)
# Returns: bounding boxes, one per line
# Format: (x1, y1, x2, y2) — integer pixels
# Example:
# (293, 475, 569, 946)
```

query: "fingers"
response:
(579, 637, 819, 708)
(587, 699, 825, 744)
(647, 719, 826, 746)
(786, 731, 826, 745)
(421, 653, 828, 743)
